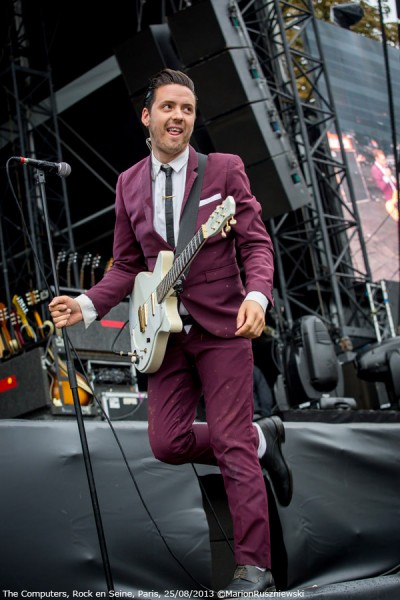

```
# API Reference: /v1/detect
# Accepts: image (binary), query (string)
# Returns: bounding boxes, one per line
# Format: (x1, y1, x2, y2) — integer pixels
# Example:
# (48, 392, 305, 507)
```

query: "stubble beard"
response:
(150, 124, 192, 160)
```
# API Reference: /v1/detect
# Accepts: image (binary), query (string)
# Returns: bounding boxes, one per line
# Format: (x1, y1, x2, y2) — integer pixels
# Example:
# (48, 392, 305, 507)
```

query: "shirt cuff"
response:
(245, 291, 268, 313)
(75, 294, 98, 328)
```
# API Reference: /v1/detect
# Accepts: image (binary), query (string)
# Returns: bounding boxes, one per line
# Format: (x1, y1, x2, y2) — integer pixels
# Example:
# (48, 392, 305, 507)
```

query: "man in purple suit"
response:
(49, 69, 292, 594)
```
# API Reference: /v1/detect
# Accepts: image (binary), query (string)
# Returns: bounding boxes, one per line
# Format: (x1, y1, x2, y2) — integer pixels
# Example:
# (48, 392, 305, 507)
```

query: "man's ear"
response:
(141, 107, 150, 127)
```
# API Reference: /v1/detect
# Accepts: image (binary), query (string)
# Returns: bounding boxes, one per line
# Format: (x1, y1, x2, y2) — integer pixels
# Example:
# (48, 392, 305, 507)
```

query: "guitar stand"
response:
(35, 168, 114, 592)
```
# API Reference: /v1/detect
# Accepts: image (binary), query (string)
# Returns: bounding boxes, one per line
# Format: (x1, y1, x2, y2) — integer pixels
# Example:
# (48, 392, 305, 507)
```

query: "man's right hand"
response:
(48, 295, 83, 329)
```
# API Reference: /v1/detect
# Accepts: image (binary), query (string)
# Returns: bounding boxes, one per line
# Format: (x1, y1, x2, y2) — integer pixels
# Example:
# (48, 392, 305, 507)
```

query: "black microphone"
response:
(12, 156, 72, 178)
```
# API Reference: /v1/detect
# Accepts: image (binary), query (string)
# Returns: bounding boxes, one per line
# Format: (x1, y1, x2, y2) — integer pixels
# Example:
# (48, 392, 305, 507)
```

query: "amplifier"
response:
(100, 389, 148, 421)
(62, 296, 131, 355)
(0, 347, 50, 418)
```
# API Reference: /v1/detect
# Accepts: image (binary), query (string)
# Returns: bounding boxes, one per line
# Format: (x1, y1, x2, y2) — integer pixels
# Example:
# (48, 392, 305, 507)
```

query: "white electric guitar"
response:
(129, 196, 236, 373)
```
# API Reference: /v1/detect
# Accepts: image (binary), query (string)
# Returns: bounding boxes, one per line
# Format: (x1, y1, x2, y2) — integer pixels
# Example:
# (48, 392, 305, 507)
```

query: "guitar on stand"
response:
(66, 251, 78, 288)
(55, 250, 67, 286)
(47, 346, 93, 407)
(25, 289, 54, 340)
(12, 294, 38, 346)
(90, 253, 102, 287)
(9, 308, 25, 351)
(0, 303, 19, 358)
(79, 252, 92, 289)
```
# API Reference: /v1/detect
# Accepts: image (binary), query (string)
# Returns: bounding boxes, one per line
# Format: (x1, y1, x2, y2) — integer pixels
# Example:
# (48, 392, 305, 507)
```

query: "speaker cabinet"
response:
(0, 347, 50, 418)
(246, 156, 311, 219)
(167, 0, 247, 66)
(206, 102, 310, 218)
(168, 1, 311, 219)
(115, 23, 181, 98)
(185, 49, 269, 120)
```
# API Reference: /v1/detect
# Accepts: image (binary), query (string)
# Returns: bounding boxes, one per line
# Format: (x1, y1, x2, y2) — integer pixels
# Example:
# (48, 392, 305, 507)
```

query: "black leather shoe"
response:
(258, 415, 293, 506)
(220, 565, 275, 596)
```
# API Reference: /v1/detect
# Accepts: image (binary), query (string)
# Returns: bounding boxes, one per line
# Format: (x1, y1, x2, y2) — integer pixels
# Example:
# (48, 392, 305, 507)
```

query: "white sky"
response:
(368, 0, 399, 22)
(384, 0, 398, 21)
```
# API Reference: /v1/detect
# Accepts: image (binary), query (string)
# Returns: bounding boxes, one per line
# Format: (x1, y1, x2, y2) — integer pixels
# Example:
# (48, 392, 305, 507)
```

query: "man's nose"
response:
(171, 107, 184, 119)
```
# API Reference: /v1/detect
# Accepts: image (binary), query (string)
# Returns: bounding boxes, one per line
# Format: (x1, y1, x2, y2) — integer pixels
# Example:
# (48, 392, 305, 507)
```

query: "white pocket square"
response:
(199, 193, 222, 207)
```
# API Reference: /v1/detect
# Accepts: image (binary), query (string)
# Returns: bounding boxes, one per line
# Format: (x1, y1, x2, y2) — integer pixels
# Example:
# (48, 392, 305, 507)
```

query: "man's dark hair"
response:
(143, 68, 197, 110)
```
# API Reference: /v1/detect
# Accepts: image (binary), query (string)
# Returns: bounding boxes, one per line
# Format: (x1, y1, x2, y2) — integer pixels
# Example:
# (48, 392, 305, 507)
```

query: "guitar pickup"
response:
(138, 303, 148, 333)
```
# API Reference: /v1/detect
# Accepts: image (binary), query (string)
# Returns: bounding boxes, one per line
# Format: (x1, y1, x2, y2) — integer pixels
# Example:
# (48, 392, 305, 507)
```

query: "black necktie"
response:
(160, 165, 175, 248)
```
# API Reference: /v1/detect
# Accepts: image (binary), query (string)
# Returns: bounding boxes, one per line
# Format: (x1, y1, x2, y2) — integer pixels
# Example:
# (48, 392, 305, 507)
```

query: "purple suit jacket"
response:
(86, 145, 275, 338)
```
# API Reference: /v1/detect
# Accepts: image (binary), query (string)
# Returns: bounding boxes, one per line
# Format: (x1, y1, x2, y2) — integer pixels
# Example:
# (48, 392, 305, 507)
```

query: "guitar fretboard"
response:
(156, 227, 205, 303)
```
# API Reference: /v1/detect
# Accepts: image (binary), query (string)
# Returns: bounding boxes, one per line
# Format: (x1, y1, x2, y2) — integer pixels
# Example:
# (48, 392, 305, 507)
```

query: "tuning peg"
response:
(225, 224, 231, 233)
(230, 217, 237, 225)
(221, 229, 227, 238)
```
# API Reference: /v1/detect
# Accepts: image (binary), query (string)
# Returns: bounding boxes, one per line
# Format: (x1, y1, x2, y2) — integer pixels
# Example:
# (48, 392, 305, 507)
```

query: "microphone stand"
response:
(35, 168, 114, 591)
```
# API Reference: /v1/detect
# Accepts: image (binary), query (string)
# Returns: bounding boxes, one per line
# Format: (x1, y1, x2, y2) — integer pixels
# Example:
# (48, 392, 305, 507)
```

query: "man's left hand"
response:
(235, 299, 265, 339)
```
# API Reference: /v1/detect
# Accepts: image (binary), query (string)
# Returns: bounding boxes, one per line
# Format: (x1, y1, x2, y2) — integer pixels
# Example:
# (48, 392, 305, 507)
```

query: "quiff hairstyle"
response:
(143, 68, 197, 110)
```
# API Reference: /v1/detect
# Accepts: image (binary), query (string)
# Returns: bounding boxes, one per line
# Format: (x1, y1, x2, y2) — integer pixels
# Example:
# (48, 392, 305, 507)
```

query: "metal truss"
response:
(2, 0, 387, 351)
(236, 0, 379, 350)
(1, 0, 78, 297)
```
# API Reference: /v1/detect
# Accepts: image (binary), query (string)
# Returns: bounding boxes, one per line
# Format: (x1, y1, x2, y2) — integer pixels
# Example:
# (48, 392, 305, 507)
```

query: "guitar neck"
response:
(156, 227, 205, 303)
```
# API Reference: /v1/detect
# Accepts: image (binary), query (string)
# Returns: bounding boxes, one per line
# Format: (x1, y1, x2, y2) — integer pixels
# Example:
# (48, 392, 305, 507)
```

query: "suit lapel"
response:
(139, 156, 154, 227)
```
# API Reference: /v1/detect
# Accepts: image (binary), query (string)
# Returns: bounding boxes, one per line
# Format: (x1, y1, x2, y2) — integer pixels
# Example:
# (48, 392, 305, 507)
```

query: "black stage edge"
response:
(0, 418, 399, 597)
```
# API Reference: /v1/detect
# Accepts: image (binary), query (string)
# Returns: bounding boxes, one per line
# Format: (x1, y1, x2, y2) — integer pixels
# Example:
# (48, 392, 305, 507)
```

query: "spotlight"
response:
(331, 3, 364, 29)
(356, 337, 400, 404)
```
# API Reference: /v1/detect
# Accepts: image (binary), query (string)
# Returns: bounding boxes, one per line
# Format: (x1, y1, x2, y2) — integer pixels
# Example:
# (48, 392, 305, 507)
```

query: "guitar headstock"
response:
(90, 253, 102, 286)
(202, 196, 236, 240)
(67, 251, 78, 268)
(56, 250, 67, 270)
(25, 288, 50, 307)
(91, 253, 101, 271)
(66, 251, 78, 287)
(12, 294, 28, 319)
(81, 252, 92, 270)
(0, 303, 9, 323)
(79, 252, 92, 288)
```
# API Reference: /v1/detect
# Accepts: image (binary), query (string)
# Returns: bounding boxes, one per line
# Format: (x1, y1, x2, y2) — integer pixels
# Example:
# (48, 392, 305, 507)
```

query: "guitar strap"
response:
(173, 152, 208, 291)
(175, 152, 208, 257)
